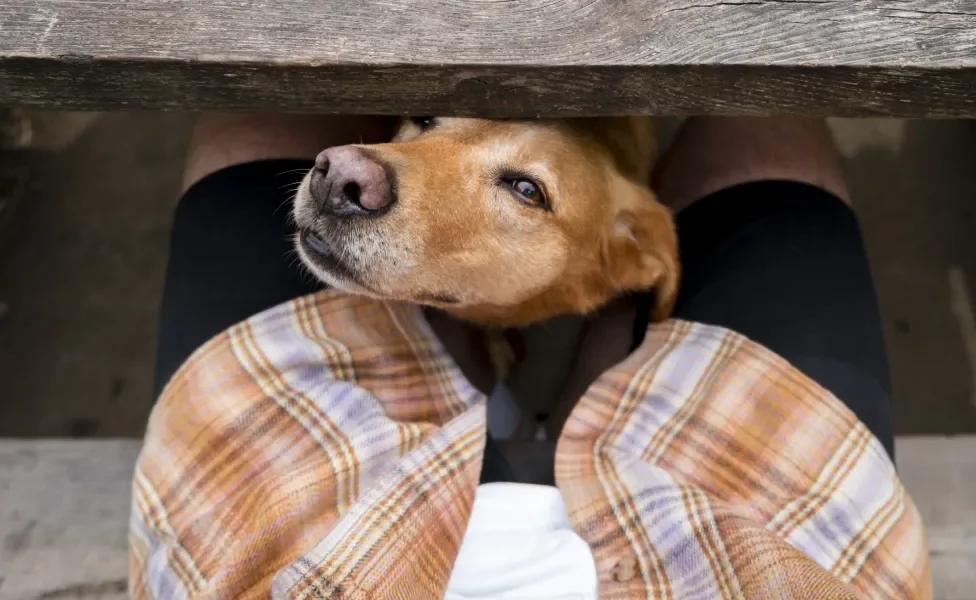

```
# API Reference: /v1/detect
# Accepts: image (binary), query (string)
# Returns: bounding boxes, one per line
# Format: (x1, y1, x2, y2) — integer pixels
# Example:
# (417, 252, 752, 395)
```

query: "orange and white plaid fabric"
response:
(130, 290, 931, 599)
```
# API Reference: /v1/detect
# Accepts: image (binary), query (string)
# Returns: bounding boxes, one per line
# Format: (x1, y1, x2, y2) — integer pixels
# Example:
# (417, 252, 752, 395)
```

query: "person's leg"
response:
(654, 117, 894, 458)
(652, 117, 849, 213)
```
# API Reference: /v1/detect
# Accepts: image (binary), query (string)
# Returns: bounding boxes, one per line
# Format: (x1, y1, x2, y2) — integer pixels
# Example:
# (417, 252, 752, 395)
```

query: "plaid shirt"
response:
(130, 290, 931, 599)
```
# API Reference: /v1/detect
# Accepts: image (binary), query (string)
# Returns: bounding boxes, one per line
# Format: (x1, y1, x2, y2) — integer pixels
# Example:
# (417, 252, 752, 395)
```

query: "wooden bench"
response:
(1, 438, 974, 599)
(1, 0, 976, 116)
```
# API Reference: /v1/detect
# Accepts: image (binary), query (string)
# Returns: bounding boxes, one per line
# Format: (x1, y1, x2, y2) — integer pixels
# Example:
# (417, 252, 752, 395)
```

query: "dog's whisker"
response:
(273, 196, 296, 217)
(285, 239, 324, 287)
(287, 250, 313, 282)
(297, 261, 320, 287)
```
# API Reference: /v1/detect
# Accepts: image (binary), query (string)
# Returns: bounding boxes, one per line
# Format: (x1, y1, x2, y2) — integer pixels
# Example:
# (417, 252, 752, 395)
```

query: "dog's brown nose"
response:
(310, 146, 393, 216)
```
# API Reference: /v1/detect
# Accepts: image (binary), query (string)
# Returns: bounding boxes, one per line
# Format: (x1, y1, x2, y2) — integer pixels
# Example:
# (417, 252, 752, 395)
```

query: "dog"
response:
(292, 117, 679, 328)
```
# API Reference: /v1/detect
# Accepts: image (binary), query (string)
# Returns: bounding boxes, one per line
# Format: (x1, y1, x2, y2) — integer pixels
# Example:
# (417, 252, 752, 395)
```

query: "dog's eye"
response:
(504, 177, 548, 210)
(410, 116, 435, 130)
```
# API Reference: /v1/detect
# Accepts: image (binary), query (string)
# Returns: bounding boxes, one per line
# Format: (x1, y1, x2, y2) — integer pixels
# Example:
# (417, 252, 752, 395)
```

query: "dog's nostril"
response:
(341, 181, 362, 208)
(314, 152, 331, 174)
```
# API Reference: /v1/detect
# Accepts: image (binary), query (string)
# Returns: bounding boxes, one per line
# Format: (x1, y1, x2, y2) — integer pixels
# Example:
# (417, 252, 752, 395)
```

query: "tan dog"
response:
(293, 117, 678, 327)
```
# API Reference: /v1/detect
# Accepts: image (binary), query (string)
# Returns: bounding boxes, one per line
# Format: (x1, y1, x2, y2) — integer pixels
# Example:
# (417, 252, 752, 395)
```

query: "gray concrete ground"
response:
(0, 112, 974, 436)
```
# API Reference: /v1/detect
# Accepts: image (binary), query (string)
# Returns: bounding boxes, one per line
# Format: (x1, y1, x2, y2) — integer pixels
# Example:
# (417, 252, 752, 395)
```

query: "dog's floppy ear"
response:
(603, 179, 680, 321)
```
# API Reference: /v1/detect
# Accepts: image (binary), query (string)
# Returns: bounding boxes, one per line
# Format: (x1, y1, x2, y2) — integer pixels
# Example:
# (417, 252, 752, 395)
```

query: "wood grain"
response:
(0, 437, 973, 597)
(1, 0, 975, 115)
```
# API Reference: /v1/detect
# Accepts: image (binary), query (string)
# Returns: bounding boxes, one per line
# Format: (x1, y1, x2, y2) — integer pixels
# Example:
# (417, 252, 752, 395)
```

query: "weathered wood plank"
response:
(1, 0, 976, 116)
(0, 437, 973, 598)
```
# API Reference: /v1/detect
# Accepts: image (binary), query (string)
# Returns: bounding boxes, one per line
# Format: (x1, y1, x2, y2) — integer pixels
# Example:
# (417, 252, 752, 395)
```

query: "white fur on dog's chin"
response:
(294, 240, 380, 298)
(292, 183, 374, 298)
(293, 178, 373, 297)
(291, 178, 317, 228)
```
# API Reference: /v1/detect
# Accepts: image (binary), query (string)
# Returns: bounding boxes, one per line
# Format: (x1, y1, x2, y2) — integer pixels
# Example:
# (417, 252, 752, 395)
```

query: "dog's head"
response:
(293, 117, 678, 325)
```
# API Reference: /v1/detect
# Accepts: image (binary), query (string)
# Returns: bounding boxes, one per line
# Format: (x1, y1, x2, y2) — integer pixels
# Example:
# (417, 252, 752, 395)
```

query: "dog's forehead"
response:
(399, 117, 646, 153)
(418, 118, 596, 145)
(394, 118, 637, 170)
(446, 119, 617, 170)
